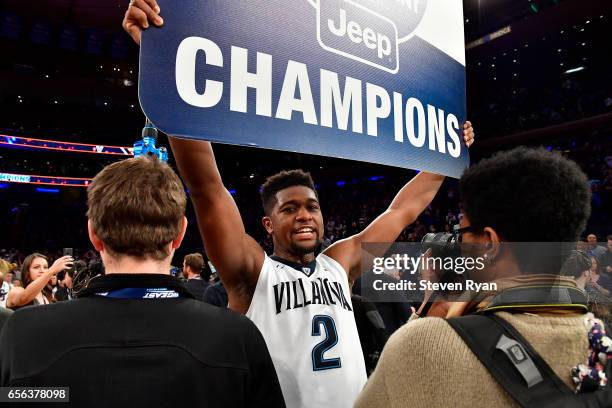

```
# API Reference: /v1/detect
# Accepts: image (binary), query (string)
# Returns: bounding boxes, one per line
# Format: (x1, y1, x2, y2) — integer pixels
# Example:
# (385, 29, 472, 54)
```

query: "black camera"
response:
(421, 230, 461, 259)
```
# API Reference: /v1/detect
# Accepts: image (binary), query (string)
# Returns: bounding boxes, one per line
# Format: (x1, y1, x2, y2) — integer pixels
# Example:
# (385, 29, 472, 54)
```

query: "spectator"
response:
(581, 256, 612, 326)
(354, 270, 412, 337)
(601, 235, 612, 274)
(50, 274, 58, 299)
(3, 273, 13, 289)
(203, 280, 229, 308)
(0, 272, 8, 309)
(586, 233, 606, 259)
(586, 256, 611, 297)
(351, 294, 389, 375)
(6, 253, 72, 310)
(182, 252, 209, 300)
(0, 156, 285, 408)
(356, 147, 600, 407)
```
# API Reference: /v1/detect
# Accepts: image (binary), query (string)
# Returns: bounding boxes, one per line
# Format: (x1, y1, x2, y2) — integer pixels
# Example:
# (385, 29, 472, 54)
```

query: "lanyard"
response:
(94, 287, 184, 299)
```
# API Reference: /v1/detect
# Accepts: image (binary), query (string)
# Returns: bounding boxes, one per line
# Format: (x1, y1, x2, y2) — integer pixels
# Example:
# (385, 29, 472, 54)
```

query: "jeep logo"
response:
(317, 0, 399, 73)
(327, 8, 392, 60)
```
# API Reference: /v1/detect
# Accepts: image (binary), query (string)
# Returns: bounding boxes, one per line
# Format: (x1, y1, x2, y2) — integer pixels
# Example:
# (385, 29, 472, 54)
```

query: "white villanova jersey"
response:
(246, 253, 367, 408)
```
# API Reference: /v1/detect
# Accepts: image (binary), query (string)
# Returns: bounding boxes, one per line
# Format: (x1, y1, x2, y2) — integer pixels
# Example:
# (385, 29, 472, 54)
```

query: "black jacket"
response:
(54, 286, 72, 301)
(0, 307, 11, 332)
(184, 277, 210, 300)
(0, 274, 285, 408)
(203, 281, 228, 307)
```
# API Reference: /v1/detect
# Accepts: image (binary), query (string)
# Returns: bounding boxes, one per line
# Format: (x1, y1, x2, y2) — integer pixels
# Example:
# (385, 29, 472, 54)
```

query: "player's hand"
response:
(49, 256, 73, 276)
(123, 0, 163, 45)
(463, 121, 475, 148)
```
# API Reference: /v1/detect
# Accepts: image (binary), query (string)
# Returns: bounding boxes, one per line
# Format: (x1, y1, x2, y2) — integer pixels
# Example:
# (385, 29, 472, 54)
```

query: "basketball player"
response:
(123, 2, 475, 406)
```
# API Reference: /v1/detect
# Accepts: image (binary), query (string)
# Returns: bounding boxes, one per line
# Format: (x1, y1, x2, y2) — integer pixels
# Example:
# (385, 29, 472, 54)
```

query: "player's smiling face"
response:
(263, 185, 324, 257)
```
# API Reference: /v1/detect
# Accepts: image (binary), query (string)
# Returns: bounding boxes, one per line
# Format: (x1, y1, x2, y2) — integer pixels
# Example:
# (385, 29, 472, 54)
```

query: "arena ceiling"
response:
(0, 0, 573, 41)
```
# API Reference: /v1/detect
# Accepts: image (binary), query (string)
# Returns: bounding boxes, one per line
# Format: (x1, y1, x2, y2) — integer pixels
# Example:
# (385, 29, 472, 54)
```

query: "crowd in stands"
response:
(2, 234, 610, 316)
(467, 11, 612, 139)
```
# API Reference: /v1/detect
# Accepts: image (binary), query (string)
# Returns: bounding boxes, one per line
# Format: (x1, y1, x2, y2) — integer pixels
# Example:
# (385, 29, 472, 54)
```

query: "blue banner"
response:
(139, 0, 468, 177)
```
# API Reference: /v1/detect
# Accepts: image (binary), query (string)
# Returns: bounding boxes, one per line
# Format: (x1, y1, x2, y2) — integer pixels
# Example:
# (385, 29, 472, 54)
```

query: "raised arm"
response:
(7, 256, 71, 308)
(122, 2, 263, 310)
(325, 122, 475, 281)
(169, 138, 264, 306)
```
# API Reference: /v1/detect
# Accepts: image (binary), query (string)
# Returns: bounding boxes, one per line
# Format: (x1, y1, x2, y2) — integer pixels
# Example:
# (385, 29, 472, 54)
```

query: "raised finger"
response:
(131, 0, 163, 26)
(142, 0, 161, 14)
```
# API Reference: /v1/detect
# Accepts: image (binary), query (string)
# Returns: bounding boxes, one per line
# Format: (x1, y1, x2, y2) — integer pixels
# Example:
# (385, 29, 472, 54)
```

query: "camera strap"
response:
(446, 285, 612, 407)
(480, 285, 588, 314)
(447, 313, 576, 407)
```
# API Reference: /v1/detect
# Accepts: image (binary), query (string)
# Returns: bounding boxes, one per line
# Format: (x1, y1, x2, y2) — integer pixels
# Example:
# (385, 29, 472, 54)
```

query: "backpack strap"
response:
(447, 314, 574, 408)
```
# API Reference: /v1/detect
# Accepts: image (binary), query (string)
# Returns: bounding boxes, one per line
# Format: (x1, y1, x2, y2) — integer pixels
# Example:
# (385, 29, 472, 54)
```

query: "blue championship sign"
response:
(139, 0, 468, 177)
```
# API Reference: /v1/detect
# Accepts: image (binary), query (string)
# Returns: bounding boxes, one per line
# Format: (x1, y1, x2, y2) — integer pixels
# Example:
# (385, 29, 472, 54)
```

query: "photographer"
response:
(356, 147, 609, 407)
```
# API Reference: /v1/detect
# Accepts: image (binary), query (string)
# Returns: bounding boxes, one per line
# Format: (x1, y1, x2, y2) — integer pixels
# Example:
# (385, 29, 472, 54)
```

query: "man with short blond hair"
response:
(0, 156, 285, 408)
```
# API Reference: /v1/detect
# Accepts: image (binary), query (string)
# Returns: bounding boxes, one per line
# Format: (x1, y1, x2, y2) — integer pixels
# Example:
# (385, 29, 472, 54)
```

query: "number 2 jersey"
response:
(246, 253, 367, 408)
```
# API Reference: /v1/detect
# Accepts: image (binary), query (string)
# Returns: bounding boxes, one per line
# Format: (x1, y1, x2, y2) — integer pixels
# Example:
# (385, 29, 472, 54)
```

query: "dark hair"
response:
(459, 147, 591, 242)
(71, 260, 87, 279)
(21, 253, 54, 303)
(590, 256, 601, 274)
(260, 169, 317, 215)
(560, 250, 591, 278)
(87, 156, 186, 260)
(607, 235, 612, 241)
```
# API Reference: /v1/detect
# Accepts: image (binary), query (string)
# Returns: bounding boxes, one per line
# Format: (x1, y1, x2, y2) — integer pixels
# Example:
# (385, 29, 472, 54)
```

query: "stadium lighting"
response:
(564, 66, 585, 74)
(36, 188, 60, 193)
(0, 134, 133, 155)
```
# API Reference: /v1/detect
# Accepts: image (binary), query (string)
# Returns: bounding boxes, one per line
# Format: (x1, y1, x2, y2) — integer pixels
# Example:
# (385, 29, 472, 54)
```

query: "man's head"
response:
(183, 253, 204, 278)
(458, 147, 591, 274)
(607, 235, 612, 251)
(260, 170, 324, 257)
(87, 156, 187, 266)
(587, 233, 598, 248)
